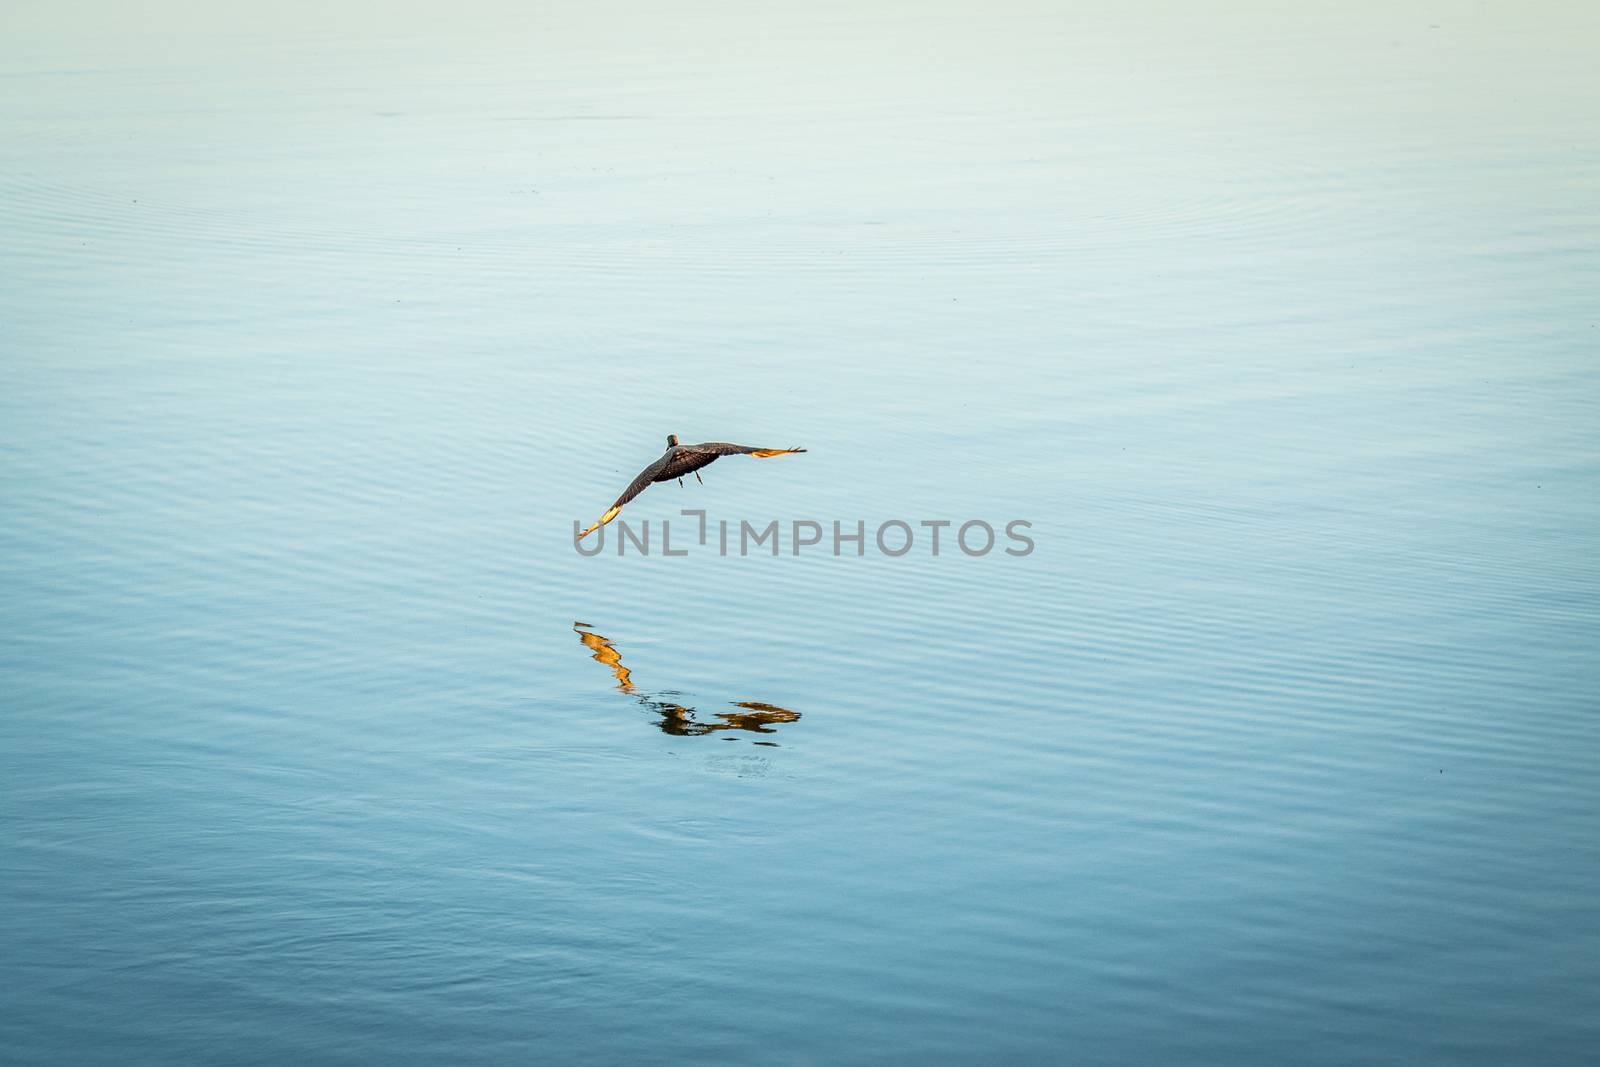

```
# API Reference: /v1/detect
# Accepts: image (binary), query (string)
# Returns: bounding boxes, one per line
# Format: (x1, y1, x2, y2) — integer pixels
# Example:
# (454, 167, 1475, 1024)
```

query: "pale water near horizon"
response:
(2, 1, 1598, 1062)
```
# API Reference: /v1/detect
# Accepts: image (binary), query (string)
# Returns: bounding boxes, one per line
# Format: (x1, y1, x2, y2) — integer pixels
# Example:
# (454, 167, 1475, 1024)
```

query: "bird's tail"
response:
(748, 447, 807, 458)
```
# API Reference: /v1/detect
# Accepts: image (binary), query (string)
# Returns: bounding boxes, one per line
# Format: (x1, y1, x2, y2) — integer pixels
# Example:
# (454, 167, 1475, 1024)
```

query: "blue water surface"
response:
(2, 1, 1597, 1062)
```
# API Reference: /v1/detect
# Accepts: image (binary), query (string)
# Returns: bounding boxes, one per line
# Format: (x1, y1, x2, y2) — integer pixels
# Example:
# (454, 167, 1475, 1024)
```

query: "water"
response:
(3, 1, 1598, 1062)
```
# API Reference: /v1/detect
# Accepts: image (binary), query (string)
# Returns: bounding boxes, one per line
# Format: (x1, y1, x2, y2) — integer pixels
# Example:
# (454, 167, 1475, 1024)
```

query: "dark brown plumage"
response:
(579, 433, 806, 539)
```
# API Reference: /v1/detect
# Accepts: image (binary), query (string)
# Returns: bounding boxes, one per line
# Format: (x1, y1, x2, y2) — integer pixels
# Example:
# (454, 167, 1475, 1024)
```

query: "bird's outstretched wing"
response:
(684, 442, 807, 459)
(578, 455, 668, 539)
(658, 442, 807, 481)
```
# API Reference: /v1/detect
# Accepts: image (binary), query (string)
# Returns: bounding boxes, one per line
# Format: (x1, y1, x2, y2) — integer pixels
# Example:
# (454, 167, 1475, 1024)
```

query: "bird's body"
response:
(579, 434, 806, 538)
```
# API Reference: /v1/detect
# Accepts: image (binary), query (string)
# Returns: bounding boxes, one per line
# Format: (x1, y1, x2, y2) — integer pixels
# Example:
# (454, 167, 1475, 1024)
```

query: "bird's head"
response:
(666, 434, 679, 447)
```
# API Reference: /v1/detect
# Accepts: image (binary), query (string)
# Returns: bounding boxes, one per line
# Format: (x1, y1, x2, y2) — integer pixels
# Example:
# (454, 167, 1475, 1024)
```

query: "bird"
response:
(578, 434, 806, 539)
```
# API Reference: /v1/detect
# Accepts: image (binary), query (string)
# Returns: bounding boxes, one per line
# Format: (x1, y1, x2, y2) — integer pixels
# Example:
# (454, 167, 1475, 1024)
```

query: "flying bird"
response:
(578, 434, 806, 539)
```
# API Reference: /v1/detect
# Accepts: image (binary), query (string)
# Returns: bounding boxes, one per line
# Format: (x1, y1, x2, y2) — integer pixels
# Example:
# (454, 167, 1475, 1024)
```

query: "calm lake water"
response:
(3, 1, 1597, 1062)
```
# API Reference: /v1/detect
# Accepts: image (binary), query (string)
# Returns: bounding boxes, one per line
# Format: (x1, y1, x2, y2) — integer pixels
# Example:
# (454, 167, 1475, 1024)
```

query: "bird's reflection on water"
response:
(573, 622, 801, 742)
